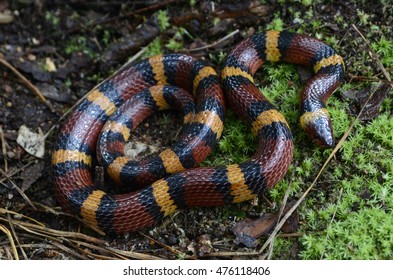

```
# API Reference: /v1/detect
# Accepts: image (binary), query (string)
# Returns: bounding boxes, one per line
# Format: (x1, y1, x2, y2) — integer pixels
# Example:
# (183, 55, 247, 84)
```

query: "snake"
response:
(51, 31, 345, 234)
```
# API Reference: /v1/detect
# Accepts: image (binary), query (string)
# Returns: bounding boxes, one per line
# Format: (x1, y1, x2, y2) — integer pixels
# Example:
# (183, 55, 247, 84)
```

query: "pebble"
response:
(167, 234, 179, 245)
(7, 150, 15, 159)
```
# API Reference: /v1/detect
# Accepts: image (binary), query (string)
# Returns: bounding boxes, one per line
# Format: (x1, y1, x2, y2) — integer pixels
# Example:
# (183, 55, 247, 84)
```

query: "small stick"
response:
(204, 250, 264, 258)
(0, 161, 35, 185)
(349, 74, 393, 84)
(352, 24, 392, 82)
(266, 163, 297, 260)
(0, 55, 55, 112)
(0, 168, 37, 210)
(107, 247, 164, 260)
(0, 215, 105, 244)
(187, 29, 239, 52)
(319, 187, 344, 259)
(0, 208, 45, 227)
(0, 224, 19, 260)
(139, 232, 194, 259)
(0, 126, 8, 172)
(71, 240, 128, 260)
(6, 212, 28, 259)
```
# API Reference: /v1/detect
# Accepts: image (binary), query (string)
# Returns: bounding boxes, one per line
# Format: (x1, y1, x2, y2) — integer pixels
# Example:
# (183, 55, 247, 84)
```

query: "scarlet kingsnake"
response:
(51, 31, 344, 234)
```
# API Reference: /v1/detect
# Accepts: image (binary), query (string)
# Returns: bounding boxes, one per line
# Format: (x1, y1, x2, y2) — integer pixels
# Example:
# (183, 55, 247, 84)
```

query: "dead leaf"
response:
(186, 241, 197, 255)
(196, 234, 213, 256)
(13, 59, 51, 82)
(37, 83, 72, 103)
(214, 1, 273, 18)
(343, 82, 391, 120)
(56, 52, 92, 79)
(16, 125, 45, 158)
(102, 12, 160, 65)
(125, 140, 159, 160)
(45, 57, 57, 72)
(21, 161, 45, 191)
(232, 201, 298, 247)
(0, 10, 14, 24)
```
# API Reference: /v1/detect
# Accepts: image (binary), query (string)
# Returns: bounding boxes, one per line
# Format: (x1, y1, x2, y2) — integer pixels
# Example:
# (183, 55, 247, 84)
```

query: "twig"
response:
(0, 224, 19, 260)
(320, 187, 344, 259)
(48, 239, 89, 259)
(0, 215, 105, 244)
(6, 212, 28, 259)
(106, 247, 164, 260)
(139, 232, 194, 259)
(276, 232, 305, 238)
(0, 168, 37, 210)
(0, 208, 45, 227)
(351, 24, 392, 82)
(71, 240, 128, 260)
(10, 222, 91, 259)
(266, 163, 297, 260)
(203, 250, 265, 258)
(80, 251, 121, 260)
(349, 74, 393, 84)
(0, 126, 8, 172)
(30, 202, 64, 216)
(17, 243, 58, 250)
(0, 55, 55, 112)
(1, 215, 160, 259)
(187, 29, 239, 52)
(0, 161, 35, 185)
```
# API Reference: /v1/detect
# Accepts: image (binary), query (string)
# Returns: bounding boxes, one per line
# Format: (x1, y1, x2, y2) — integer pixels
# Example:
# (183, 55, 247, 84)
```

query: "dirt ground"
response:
(0, 0, 392, 260)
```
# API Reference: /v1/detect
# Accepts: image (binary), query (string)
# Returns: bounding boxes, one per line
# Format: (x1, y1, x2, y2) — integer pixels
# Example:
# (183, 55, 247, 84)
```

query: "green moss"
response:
(157, 10, 170, 31)
(371, 37, 393, 67)
(301, 208, 393, 259)
(165, 38, 183, 51)
(202, 110, 256, 167)
(266, 17, 284, 31)
(65, 36, 97, 58)
(296, 158, 314, 177)
(45, 11, 60, 26)
(366, 113, 393, 148)
(329, 99, 352, 138)
(357, 10, 371, 26)
(301, 0, 313, 6)
(102, 30, 112, 47)
(142, 38, 163, 58)
(269, 238, 295, 259)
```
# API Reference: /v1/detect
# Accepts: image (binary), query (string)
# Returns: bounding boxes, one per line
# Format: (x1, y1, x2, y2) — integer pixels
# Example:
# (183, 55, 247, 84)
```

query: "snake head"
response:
(300, 108, 335, 148)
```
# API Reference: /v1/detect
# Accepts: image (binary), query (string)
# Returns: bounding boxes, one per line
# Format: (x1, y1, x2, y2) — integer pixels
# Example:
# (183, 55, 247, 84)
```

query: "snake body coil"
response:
(51, 31, 344, 234)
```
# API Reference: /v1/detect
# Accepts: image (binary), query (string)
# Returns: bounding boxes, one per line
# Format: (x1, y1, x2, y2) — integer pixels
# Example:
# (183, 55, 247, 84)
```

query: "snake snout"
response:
(305, 115, 335, 148)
